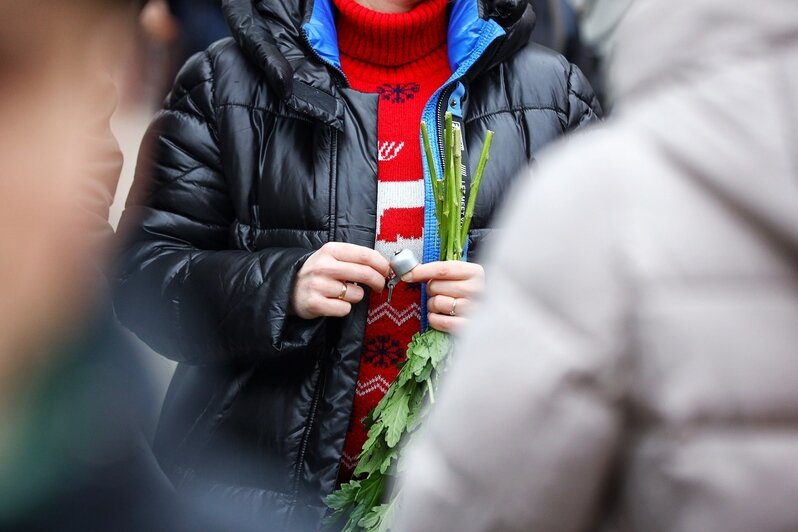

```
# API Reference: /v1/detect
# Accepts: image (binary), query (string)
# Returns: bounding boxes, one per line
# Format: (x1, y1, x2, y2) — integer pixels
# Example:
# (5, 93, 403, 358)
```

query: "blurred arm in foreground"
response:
(0, 2, 259, 530)
(397, 0, 798, 530)
(0, 0, 134, 401)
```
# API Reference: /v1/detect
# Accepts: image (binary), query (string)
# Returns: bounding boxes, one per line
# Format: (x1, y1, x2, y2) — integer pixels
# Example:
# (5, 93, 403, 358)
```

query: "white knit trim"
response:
(378, 141, 406, 161)
(355, 375, 392, 397)
(376, 180, 424, 210)
(367, 302, 422, 326)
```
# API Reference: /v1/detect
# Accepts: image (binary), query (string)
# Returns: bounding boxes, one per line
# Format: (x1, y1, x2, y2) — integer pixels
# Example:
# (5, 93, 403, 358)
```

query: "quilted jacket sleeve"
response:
(114, 51, 326, 366)
(566, 62, 603, 130)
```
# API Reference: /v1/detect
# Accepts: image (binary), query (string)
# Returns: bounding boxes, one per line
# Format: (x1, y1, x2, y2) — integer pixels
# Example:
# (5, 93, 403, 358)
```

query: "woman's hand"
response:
(401, 261, 485, 333)
(291, 243, 391, 319)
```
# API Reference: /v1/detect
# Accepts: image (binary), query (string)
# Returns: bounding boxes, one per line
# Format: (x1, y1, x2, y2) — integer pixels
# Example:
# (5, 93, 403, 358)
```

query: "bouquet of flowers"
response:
(325, 114, 494, 532)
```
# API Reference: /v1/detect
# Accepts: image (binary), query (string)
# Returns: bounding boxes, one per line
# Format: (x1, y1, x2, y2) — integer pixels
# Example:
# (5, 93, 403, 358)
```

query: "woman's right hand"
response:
(291, 242, 391, 319)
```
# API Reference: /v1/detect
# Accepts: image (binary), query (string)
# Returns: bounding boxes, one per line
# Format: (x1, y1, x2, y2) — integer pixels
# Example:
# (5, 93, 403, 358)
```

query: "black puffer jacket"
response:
(114, 0, 600, 528)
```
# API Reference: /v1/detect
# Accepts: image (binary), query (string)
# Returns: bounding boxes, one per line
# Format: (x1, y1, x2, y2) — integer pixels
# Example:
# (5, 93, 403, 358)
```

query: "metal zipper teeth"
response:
(286, 30, 349, 526)
(328, 129, 339, 242)
(429, 82, 458, 263)
(301, 29, 350, 89)
(435, 83, 458, 165)
(285, 35, 343, 522)
(287, 363, 326, 524)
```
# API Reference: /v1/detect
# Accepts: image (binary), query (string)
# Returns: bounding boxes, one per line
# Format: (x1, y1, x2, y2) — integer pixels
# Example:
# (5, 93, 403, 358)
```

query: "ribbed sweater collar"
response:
(333, 0, 449, 67)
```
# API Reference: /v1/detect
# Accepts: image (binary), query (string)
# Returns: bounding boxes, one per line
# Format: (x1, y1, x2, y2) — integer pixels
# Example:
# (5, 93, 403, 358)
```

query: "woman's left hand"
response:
(400, 261, 485, 333)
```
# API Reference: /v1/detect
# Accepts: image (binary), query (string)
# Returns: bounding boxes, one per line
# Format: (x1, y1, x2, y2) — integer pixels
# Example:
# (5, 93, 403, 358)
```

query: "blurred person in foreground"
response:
(0, 0, 134, 422)
(531, 0, 600, 101)
(0, 1, 147, 528)
(396, 0, 798, 530)
(570, 0, 634, 57)
(0, 2, 254, 530)
(568, 0, 634, 107)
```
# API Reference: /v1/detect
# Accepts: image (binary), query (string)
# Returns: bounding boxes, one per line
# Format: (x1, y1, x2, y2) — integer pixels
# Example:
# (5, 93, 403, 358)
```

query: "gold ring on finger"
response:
(338, 282, 348, 300)
(449, 298, 458, 317)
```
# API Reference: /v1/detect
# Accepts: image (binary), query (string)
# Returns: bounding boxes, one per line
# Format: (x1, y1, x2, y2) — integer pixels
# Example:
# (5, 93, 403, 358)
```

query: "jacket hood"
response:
(611, 0, 798, 260)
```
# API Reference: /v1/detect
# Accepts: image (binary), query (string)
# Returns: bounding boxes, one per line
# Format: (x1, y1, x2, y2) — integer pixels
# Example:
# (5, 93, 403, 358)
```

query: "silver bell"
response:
(386, 249, 421, 304)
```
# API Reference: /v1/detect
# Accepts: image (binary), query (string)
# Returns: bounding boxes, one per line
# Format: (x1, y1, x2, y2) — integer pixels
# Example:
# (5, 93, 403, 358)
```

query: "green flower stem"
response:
(420, 122, 443, 231)
(461, 130, 494, 249)
(426, 378, 436, 405)
(324, 119, 495, 532)
(453, 127, 464, 260)
(445, 116, 459, 262)
(441, 113, 454, 259)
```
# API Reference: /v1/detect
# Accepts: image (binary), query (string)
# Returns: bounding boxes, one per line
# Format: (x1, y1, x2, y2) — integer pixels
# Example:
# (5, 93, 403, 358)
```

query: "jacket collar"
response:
(303, 0, 513, 73)
(225, 0, 535, 126)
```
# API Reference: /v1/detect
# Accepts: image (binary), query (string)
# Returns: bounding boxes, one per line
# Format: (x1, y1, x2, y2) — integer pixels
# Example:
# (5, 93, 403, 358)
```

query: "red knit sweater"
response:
(333, 0, 451, 482)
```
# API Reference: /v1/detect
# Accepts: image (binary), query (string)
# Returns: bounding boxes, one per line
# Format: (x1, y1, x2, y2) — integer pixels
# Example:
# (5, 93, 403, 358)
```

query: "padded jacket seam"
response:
(144, 165, 204, 203)
(465, 105, 567, 124)
(167, 77, 214, 111)
(215, 102, 314, 123)
(206, 50, 220, 137)
(570, 84, 597, 111)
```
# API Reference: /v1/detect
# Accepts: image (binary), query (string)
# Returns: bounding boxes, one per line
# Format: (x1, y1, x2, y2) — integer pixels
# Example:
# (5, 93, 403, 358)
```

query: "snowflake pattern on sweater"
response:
(332, 0, 451, 482)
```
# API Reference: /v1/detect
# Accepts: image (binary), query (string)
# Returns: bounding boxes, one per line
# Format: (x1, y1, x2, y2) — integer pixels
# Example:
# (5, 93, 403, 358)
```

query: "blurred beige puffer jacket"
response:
(396, 0, 798, 530)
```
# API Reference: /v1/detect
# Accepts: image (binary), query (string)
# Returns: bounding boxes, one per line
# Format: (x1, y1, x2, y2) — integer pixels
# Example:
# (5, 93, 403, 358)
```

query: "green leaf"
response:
(414, 363, 434, 384)
(382, 391, 411, 448)
(393, 358, 414, 388)
(358, 473, 385, 509)
(426, 329, 452, 368)
(377, 500, 398, 532)
(358, 505, 384, 530)
(323, 507, 350, 529)
(355, 421, 386, 475)
(324, 479, 362, 528)
(358, 502, 396, 532)
(405, 388, 429, 433)
(346, 503, 371, 532)
(325, 479, 360, 509)
(408, 352, 430, 379)
(379, 447, 399, 475)
(363, 420, 384, 451)
(370, 384, 395, 420)
(333, 473, 385, 532)
(406, 334, 436, 378)
(412, 344, 433, 364)
(355, 436, 388, 477)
